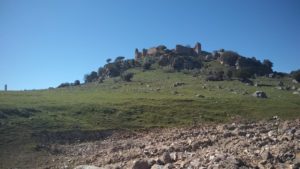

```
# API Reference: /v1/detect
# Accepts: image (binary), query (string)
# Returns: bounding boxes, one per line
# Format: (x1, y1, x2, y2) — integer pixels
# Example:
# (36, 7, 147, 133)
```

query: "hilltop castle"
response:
(135, 42, 201, 60)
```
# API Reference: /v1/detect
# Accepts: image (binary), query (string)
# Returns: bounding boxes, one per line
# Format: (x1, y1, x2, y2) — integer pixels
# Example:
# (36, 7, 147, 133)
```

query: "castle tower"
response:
(142, 48, 147, 57)
(4, 84, 7, 91)
(135, 48, 141, 60)
(194, 42, 202, 55)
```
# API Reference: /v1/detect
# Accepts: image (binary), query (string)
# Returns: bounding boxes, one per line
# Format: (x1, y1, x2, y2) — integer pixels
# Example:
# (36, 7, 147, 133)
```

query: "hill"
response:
(0, 42, 300, 168)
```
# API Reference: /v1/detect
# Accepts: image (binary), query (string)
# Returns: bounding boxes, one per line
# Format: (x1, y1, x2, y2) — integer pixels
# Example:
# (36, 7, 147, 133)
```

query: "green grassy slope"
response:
(0, 68, 300, 168)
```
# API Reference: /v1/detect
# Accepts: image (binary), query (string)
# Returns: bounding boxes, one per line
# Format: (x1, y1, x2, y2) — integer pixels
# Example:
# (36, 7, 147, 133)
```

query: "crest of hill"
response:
(81, 42, 274, 84)
(57, 41, 300, 88)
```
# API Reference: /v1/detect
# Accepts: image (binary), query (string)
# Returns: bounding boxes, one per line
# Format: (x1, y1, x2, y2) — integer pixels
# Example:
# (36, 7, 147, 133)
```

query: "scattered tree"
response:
(291, 69, 300, 82)
(121, 72, 134, 82)
(74, 80, 80, 86)
(143, 62, 152, 70)
(106, 58, 112, 63)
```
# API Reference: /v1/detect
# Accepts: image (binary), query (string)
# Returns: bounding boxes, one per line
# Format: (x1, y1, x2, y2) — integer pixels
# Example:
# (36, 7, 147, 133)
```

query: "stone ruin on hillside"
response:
(135, 42, 201, 60)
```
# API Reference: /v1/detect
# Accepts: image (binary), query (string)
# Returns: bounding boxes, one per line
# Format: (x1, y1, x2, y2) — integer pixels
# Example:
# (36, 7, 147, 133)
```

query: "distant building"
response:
(135, 42, 202, 60)
(4, 84, 7, 91)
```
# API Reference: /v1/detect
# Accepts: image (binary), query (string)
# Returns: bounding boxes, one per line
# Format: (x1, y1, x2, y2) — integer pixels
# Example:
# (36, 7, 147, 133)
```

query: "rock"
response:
(292, 79, 299, 84)
(132, 159, 151, 169)
(160, 152, 172, 164)
(74, 165, 102, 169)
(163, 163, 175, 169)
(278, 81, 284, 86)
(291, 86, 297, 90)
(195, 94, 205, 98)
(173, 82, 185, 87)
(252, 91, 267, 98)
(293, 91, 299, 95)
(169, 152, 177, 162)
(293, 152, 300, 169)
(189, 159, 200, 168)
(150, 164, 164, 169)
(261, 151, 273, 161)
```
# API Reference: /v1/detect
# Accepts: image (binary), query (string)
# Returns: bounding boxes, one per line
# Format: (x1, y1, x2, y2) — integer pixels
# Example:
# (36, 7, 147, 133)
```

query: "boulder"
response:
(132, 159, 151, 169)
(252, 91, 267, 98)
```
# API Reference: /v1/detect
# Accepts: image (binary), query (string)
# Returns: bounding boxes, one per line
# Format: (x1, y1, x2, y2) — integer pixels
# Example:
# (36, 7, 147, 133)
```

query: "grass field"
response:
(0, 68, 300, 168)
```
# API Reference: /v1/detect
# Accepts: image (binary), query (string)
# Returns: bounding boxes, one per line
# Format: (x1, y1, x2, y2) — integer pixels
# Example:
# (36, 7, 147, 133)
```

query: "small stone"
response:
(74, 165, 102, 169)
(160, 152, 172, 164)
(261, 151, 273, 161)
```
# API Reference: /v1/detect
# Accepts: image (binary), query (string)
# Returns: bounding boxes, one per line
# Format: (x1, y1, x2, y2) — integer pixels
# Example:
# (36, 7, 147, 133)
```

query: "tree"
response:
(263, 59, 273, 69)
(105, 63, 121, 77)
(226, 70, 233, 79)
(74, 80, 80, 86)
(291, 69, 300, 82)
(84, 71, 98, 83)
(114, 56, 125, 62)
(106, 58, 112, 63)
(235, 68, 253, 80)
(143, 62, 152, 70)
(98, 67, 104, 77)
(121, 72, 134, 82)
(220, 51, 239, 66)
(57, 82, 71, 88)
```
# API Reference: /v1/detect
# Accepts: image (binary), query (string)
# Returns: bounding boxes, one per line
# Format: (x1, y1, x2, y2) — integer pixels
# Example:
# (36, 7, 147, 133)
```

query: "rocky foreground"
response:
(43, 118, 300, 169)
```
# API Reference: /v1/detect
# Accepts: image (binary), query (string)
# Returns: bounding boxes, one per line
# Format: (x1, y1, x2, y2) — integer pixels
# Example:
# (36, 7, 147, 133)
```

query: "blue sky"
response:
(1, 0, 300, 90)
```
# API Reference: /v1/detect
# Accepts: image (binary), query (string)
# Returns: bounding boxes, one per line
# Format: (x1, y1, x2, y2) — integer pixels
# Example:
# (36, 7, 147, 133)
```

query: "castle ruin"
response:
(135, 42, 202, 60)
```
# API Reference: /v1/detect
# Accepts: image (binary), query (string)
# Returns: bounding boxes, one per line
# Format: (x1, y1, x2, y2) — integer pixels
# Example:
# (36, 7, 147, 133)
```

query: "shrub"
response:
(143, 62, 152, 70)
(84, 71, 98, 83)
(291, 69, 300, 82)
(57, 82, 71, 88)
(121, 72, 134, 82)
(235, 68, 253, 79)
(220, 51, 239, 66)
(171, 57, 184, 71)
(226, 70, 233, 79)
(162, 66, 175, 73)
(205, 75, 223, 81)
(74, 80, 80, 86)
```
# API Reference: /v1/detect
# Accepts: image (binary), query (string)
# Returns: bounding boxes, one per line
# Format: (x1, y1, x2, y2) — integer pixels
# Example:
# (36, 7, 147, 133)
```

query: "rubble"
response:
(40, 119, 299, 169)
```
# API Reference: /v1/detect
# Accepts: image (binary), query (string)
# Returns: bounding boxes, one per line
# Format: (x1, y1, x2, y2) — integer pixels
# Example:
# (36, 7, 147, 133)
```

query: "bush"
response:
(220, 51, 240, 66)
(235, 68, 253, 79)
(84, 71, 98, 83)
(205, 75, 223, 81)
(57, 82, 71, 88)
(291, 69, 300, 82)
(121, 72, 134, 82)
(143, 62, 152, 70)
(74, 80, 80, 86)
(162, 66, 175, 73)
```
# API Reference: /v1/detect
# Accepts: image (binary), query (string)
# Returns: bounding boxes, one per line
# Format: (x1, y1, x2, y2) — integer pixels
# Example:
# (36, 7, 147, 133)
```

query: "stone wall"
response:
(147, 47, 158, 56)
(175, 45, 195, 56)
(194, 42, 201, 54)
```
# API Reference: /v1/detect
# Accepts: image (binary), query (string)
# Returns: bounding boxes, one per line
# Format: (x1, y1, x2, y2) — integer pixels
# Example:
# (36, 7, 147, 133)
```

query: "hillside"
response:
(1, 43, 300, 168)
